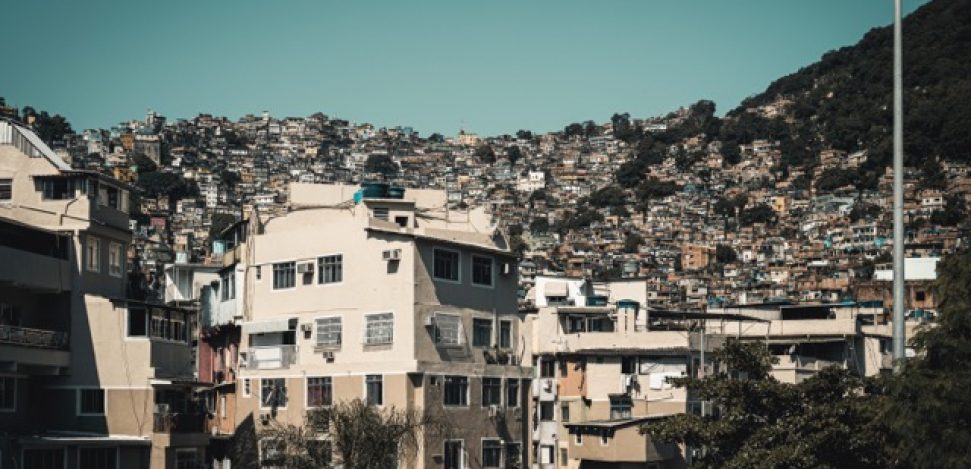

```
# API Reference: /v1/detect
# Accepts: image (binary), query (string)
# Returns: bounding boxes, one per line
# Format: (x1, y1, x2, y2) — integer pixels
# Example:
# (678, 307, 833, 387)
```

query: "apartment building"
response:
(0, 119, 207, 469)
(522, 277, 698, 469)
(232, 183, 530, 468)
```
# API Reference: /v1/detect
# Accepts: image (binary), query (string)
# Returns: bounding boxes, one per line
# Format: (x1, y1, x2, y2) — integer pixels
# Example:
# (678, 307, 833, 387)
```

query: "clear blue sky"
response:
(0, 0, 928, 136)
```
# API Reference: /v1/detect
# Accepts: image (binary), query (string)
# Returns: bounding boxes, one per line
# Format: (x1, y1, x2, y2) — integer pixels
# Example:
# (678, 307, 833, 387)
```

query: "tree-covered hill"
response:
(733, 0, 971, 168)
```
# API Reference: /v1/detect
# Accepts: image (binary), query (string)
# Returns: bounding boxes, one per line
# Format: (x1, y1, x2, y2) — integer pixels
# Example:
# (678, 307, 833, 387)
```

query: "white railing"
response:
(247, 345, 297, 369)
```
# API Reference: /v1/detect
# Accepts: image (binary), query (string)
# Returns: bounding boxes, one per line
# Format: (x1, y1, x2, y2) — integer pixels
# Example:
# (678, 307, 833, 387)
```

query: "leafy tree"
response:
(635, 178, 678, 202)
(364, 154, 399, 176)
(138, 171, 197, 201)
(132, 152, 158, 173)
(259, 399, 451, 469)
(475, 144, 496, 164)
(516, 129, 533, 140)
(427, 133, 445, 143)
(529, 217, 550, 234)
(816, 168, 859, 192)
(739, 203, 777, 226)
(623, 232, 643, 253)
(210, 213, 237, 239)
(885, 249, 971, 468)
(564, 123, 584, 137)
(21, 106, 74, 145)
(642, 340, 889, 469)
(507, 145, 523, 165)
(589, 185, 627, 207)
(715, 244, 738, 264)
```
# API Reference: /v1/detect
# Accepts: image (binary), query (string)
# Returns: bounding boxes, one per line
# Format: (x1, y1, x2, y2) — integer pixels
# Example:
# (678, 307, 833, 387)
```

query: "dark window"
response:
(221, 271, 236, 301)
(127, 308, 147, 336)
(394, 216, 409, 227)
(443, 376, 468, 406)
(0, 376, 14, 410)
(366, 375, 383, 405)
(915, 290, 926, 302)
(482, 439, 502, 468)
(472, 255, 493, 286)
(79, 447, 117, 469)
(273, 262, 296, 289)
(609, 395, 632, 419)
(433, 249, 460, 282)
(307, 377, 332, 407)
(506, 379, 519, 408)
(499, 320, 512, 348)
(261, 378, 287, 408)
(482, 377, 501, 407)
(79, 388, 105, 414)
(506, 442, 521, 469)
(561, 402, 570, 422)
(540, 360, 556, 378)
(473, 318, 492, 347)
(444, 440, 463, 469)
(0, 179, 11, 200)
(317, 255, 343, 284)
(540, 401, 554, 421)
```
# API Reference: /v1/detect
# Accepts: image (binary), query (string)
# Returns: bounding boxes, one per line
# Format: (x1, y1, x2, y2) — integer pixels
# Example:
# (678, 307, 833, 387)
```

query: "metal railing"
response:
(0, 325, 68, 349)
(153, 412, 206, 433)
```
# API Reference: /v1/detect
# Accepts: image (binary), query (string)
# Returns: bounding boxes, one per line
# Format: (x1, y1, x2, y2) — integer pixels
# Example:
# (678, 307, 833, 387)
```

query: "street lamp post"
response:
(892, 0, 906, 371)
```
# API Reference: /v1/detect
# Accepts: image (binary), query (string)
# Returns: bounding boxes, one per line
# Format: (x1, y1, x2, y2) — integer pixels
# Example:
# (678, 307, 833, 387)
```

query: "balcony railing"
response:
(0, 325, 68, 349)
(153, 412, 206, 433)
(246, 345, 297, 370)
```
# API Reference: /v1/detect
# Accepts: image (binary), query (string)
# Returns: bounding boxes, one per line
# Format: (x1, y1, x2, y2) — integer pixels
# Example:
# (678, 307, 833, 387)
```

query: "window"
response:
(540, 359, 556, 378)
(261, 378, 287, 408)
(443, 376, 468, 406)
(471, 255, 493, 287)
(499, 320, 512, 349)
(444, 440, 464, 469)
(79, 447, 117, 469)
(22, 449, 64, 469)
(272, 262, 296, 289)
(433, 248, 460, 282)
(317, 255, 343, 284)
(372, 207, 389, 221)
(506, 379, 519, 408)
(561, 402, 570, 423)
(315, 317, 342, 347)
(242, 378, 252, 397)
(560, 447, 568, 466)
(0, 376, 15, 411)
(434, 314, 463, 346)
(221, 271, 236, 301)
(307, 377, 332, 407)
(0, 179, 11, 200)
(256, 266, 262, 281)
(149, 309, 188, 342)
(394, 216, 409, 227)
(915, 290, 926, 302)
(127, 308, 147, 336)
(609, 395, 632, 420)
(366, 375, 383, 406)
(108, 242, 124, 277)
(575, 432, 583, 445)
(482, 377, 501, 407)
(175, 449, 198, 469)
(472, 318, 492, 347)
(539, 401, 554, 421)
(505, 442, 521, 469)
(540, 445, 554, 465)
(86, 236, 101, 272)
(482, 439, 502, 468)
(365, 313, 393, 345)
(260, 438, 284, 467)
(78, 388, 105, 415)
(601, 433, 609, 446)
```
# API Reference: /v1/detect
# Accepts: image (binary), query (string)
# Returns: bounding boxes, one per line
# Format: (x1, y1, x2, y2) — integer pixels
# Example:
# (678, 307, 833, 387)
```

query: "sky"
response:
(0, 0, 928, 137)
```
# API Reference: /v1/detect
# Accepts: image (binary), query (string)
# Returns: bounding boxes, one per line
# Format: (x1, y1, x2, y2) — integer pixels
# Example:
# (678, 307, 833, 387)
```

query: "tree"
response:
(715, 244, 738, 264)
(884, 249, 971, 468)
(529, 217, 550, 234)
(475, 144, 496, 164)
(138, 171, 197, 201)
(589, 185, 627, 207)
(260, 399, 451, 469)
(210, 213, 237, 239)
(427, 133, 445, 143)
(624, 232, 643, 253)
(642, 339, 889, 468)
(516, 129, 533, 140)
(364, 154, 399, 176)
(507, 145, 523, 165)
(739, 203, 777, 226)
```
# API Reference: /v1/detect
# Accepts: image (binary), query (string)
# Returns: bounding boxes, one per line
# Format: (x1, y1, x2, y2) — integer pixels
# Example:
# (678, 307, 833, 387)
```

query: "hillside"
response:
(733, 0, 971, 169)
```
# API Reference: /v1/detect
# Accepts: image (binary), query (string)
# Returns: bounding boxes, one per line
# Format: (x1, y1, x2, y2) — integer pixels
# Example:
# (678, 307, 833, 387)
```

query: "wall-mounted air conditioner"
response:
(300, 323, 313, 333)
(297, 262, 315, 274)
(382, 249, 401, 261)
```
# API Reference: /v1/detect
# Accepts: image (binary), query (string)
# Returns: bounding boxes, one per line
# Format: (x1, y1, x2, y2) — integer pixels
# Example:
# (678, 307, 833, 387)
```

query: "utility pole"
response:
(892, 0, 906, 371)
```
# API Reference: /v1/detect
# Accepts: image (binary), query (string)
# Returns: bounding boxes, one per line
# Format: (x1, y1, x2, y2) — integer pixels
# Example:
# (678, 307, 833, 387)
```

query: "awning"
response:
(20, 434, 151, 446)
(242, 318, 295, 335)
(544, 281, 568, 297)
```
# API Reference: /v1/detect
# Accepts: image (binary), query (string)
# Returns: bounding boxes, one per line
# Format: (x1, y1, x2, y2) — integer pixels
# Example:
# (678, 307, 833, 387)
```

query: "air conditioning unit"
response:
(238, 352, 248, 367)
(300, 323, 313, 333)
(501, 261, 513, 275)
(297, 262, 314, 274)
(260, 413, 272, 425)
(321, 351, 334, 360)
(488, 404, 499, 417)
(382, 249, 401, 261)
(423, 315, 436, 327)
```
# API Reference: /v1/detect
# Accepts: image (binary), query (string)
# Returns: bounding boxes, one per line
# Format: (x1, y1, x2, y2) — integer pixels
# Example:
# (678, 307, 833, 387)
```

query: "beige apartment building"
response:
(522, 276, 701, 469)
(232, 183, 530, 468)
(0, 119, 207, 469)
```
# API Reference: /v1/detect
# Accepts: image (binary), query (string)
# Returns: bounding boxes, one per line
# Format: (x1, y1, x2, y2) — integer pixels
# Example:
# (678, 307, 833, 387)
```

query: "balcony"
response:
(153, 412, 206, 433)
(246, 345, 297, 370)
(0, 244, 71, 292)
(0, 325, 70, 373)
